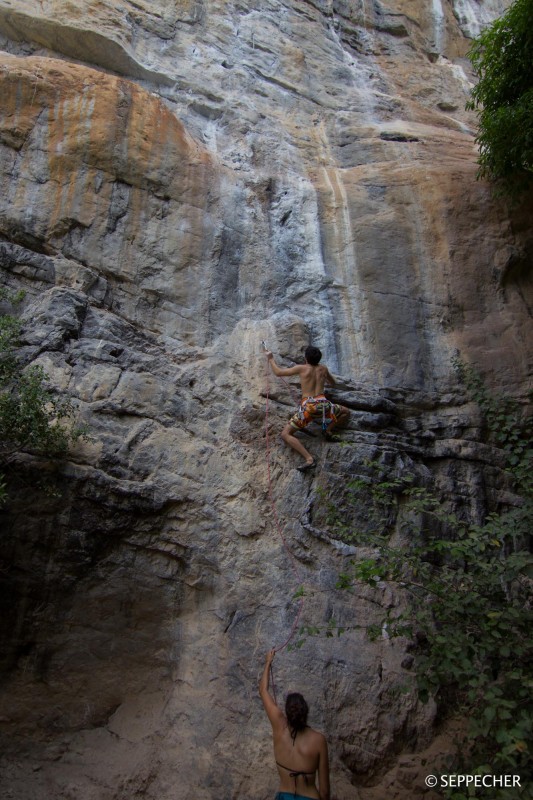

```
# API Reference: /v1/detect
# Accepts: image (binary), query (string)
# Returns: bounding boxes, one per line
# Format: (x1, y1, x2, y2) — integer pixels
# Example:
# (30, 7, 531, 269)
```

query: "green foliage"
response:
(0, 364, 77, 456)
(327, 364, 532, 798)
(290, 618, 347, 651)
(467, 0, 533, 195)
(0, 288, 84, 506)
(452, 357, 533, 497)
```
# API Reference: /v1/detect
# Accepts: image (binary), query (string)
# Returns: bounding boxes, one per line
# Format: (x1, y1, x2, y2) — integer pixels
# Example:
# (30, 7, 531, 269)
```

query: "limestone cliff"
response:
(0, 1, 531, 799)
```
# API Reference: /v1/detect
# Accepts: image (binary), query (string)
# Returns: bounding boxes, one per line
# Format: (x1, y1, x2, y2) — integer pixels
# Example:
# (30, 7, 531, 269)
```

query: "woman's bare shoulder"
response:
(303, 726, 326, 746)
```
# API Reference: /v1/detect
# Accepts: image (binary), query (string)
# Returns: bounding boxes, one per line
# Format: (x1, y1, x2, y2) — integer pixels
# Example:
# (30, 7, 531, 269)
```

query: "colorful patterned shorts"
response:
(289, 395, 341, 430)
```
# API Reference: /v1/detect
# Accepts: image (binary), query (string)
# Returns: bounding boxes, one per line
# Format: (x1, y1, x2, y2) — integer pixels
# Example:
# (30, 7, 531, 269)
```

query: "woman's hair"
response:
(285, 693, 309, 741)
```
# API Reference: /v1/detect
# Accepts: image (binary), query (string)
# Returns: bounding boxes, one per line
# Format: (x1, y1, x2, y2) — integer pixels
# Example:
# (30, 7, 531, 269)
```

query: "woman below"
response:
(259, 649, 330, 800)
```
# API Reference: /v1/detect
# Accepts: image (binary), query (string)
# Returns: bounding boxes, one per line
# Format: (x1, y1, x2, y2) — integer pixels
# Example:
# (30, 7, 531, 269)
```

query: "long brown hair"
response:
(285, 693, 309, 742)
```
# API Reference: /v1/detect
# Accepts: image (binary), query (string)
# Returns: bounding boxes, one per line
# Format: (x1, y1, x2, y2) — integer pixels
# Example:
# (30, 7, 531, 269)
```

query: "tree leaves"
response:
(467, 0, 533, 195)
(0, 290, 85, 506)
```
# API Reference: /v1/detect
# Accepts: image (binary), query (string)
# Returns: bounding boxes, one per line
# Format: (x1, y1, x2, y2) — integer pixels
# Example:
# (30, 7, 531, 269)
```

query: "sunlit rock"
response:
(0, 1, 530, 799)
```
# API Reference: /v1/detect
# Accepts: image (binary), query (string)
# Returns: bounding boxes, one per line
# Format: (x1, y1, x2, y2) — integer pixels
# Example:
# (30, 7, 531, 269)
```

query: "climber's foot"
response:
(297, 458, 316, 473)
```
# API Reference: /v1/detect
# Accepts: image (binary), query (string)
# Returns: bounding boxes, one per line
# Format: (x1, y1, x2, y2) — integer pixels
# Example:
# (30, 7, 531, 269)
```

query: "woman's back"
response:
(273, 722, 324, 799)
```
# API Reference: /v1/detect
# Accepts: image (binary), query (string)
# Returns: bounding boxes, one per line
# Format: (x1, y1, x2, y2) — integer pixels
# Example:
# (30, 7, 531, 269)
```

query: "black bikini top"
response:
(276, 760, 315, 779)
(276, 759, 316, 798)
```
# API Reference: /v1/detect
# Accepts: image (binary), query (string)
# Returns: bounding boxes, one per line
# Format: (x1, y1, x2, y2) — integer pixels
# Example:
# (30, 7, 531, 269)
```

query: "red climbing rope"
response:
(263, 350, 306, 653)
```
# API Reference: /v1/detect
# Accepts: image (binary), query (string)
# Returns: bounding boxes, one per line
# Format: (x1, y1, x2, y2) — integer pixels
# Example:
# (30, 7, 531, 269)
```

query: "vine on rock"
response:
(326, 361, 532, 798)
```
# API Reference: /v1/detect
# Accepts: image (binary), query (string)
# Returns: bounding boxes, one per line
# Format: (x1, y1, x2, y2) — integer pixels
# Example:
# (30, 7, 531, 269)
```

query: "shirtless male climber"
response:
(265, 345, 350, 472)
(260, 649, 330, 800)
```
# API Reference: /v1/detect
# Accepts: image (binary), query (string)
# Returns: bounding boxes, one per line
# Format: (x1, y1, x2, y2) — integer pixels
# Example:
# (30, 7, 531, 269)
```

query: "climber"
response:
(265, 345, 349, 472)
(259, 649, 330, 800)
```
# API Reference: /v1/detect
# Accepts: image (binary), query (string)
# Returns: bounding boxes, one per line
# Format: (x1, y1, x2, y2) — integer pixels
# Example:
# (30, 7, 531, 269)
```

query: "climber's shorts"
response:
(289, 395, 341, 430)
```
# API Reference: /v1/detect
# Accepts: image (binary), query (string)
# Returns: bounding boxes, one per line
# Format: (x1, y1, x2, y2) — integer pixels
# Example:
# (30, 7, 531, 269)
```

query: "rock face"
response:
(0, 1, 531, 799)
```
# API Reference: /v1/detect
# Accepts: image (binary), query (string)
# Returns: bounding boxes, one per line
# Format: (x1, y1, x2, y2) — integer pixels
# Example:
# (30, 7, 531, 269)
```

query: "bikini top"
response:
(276, 759, 316, 797)
(276, 760, 315, 779)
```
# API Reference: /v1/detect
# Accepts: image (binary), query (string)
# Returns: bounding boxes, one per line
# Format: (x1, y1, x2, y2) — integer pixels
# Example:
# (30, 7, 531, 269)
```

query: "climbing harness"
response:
(294, 395, 337, 432)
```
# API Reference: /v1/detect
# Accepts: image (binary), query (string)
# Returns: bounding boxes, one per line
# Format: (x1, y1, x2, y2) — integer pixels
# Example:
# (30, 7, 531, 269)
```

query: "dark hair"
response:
(285, 693, 309, 741)
(304, 346, 322, 365)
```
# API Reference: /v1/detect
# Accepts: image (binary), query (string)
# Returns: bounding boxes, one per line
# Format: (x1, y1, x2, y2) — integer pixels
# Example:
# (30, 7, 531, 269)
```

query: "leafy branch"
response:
(0, 287, 86, 506)
(466, 0, 533, 196)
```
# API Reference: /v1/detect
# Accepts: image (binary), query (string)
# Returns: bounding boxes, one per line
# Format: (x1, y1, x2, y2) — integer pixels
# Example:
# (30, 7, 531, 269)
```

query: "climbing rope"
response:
(263, 346, 306, 655)
(261, 345, 392, 764)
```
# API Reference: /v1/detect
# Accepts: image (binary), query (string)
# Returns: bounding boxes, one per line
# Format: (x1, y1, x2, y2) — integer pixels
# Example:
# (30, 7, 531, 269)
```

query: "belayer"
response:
(265, 345, 350, 471)
(260, 649, 330, 800)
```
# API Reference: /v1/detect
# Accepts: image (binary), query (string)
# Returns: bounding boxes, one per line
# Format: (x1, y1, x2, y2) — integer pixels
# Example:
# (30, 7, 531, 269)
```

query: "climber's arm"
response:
(259, 650, 284, 730)
(266, 352, 304, 379)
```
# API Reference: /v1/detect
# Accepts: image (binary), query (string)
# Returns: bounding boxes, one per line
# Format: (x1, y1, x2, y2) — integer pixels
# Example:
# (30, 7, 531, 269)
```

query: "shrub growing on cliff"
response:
(467, 0, 533, 195)
(0, 288, 82, 506)
(327, 365, 533, 798)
